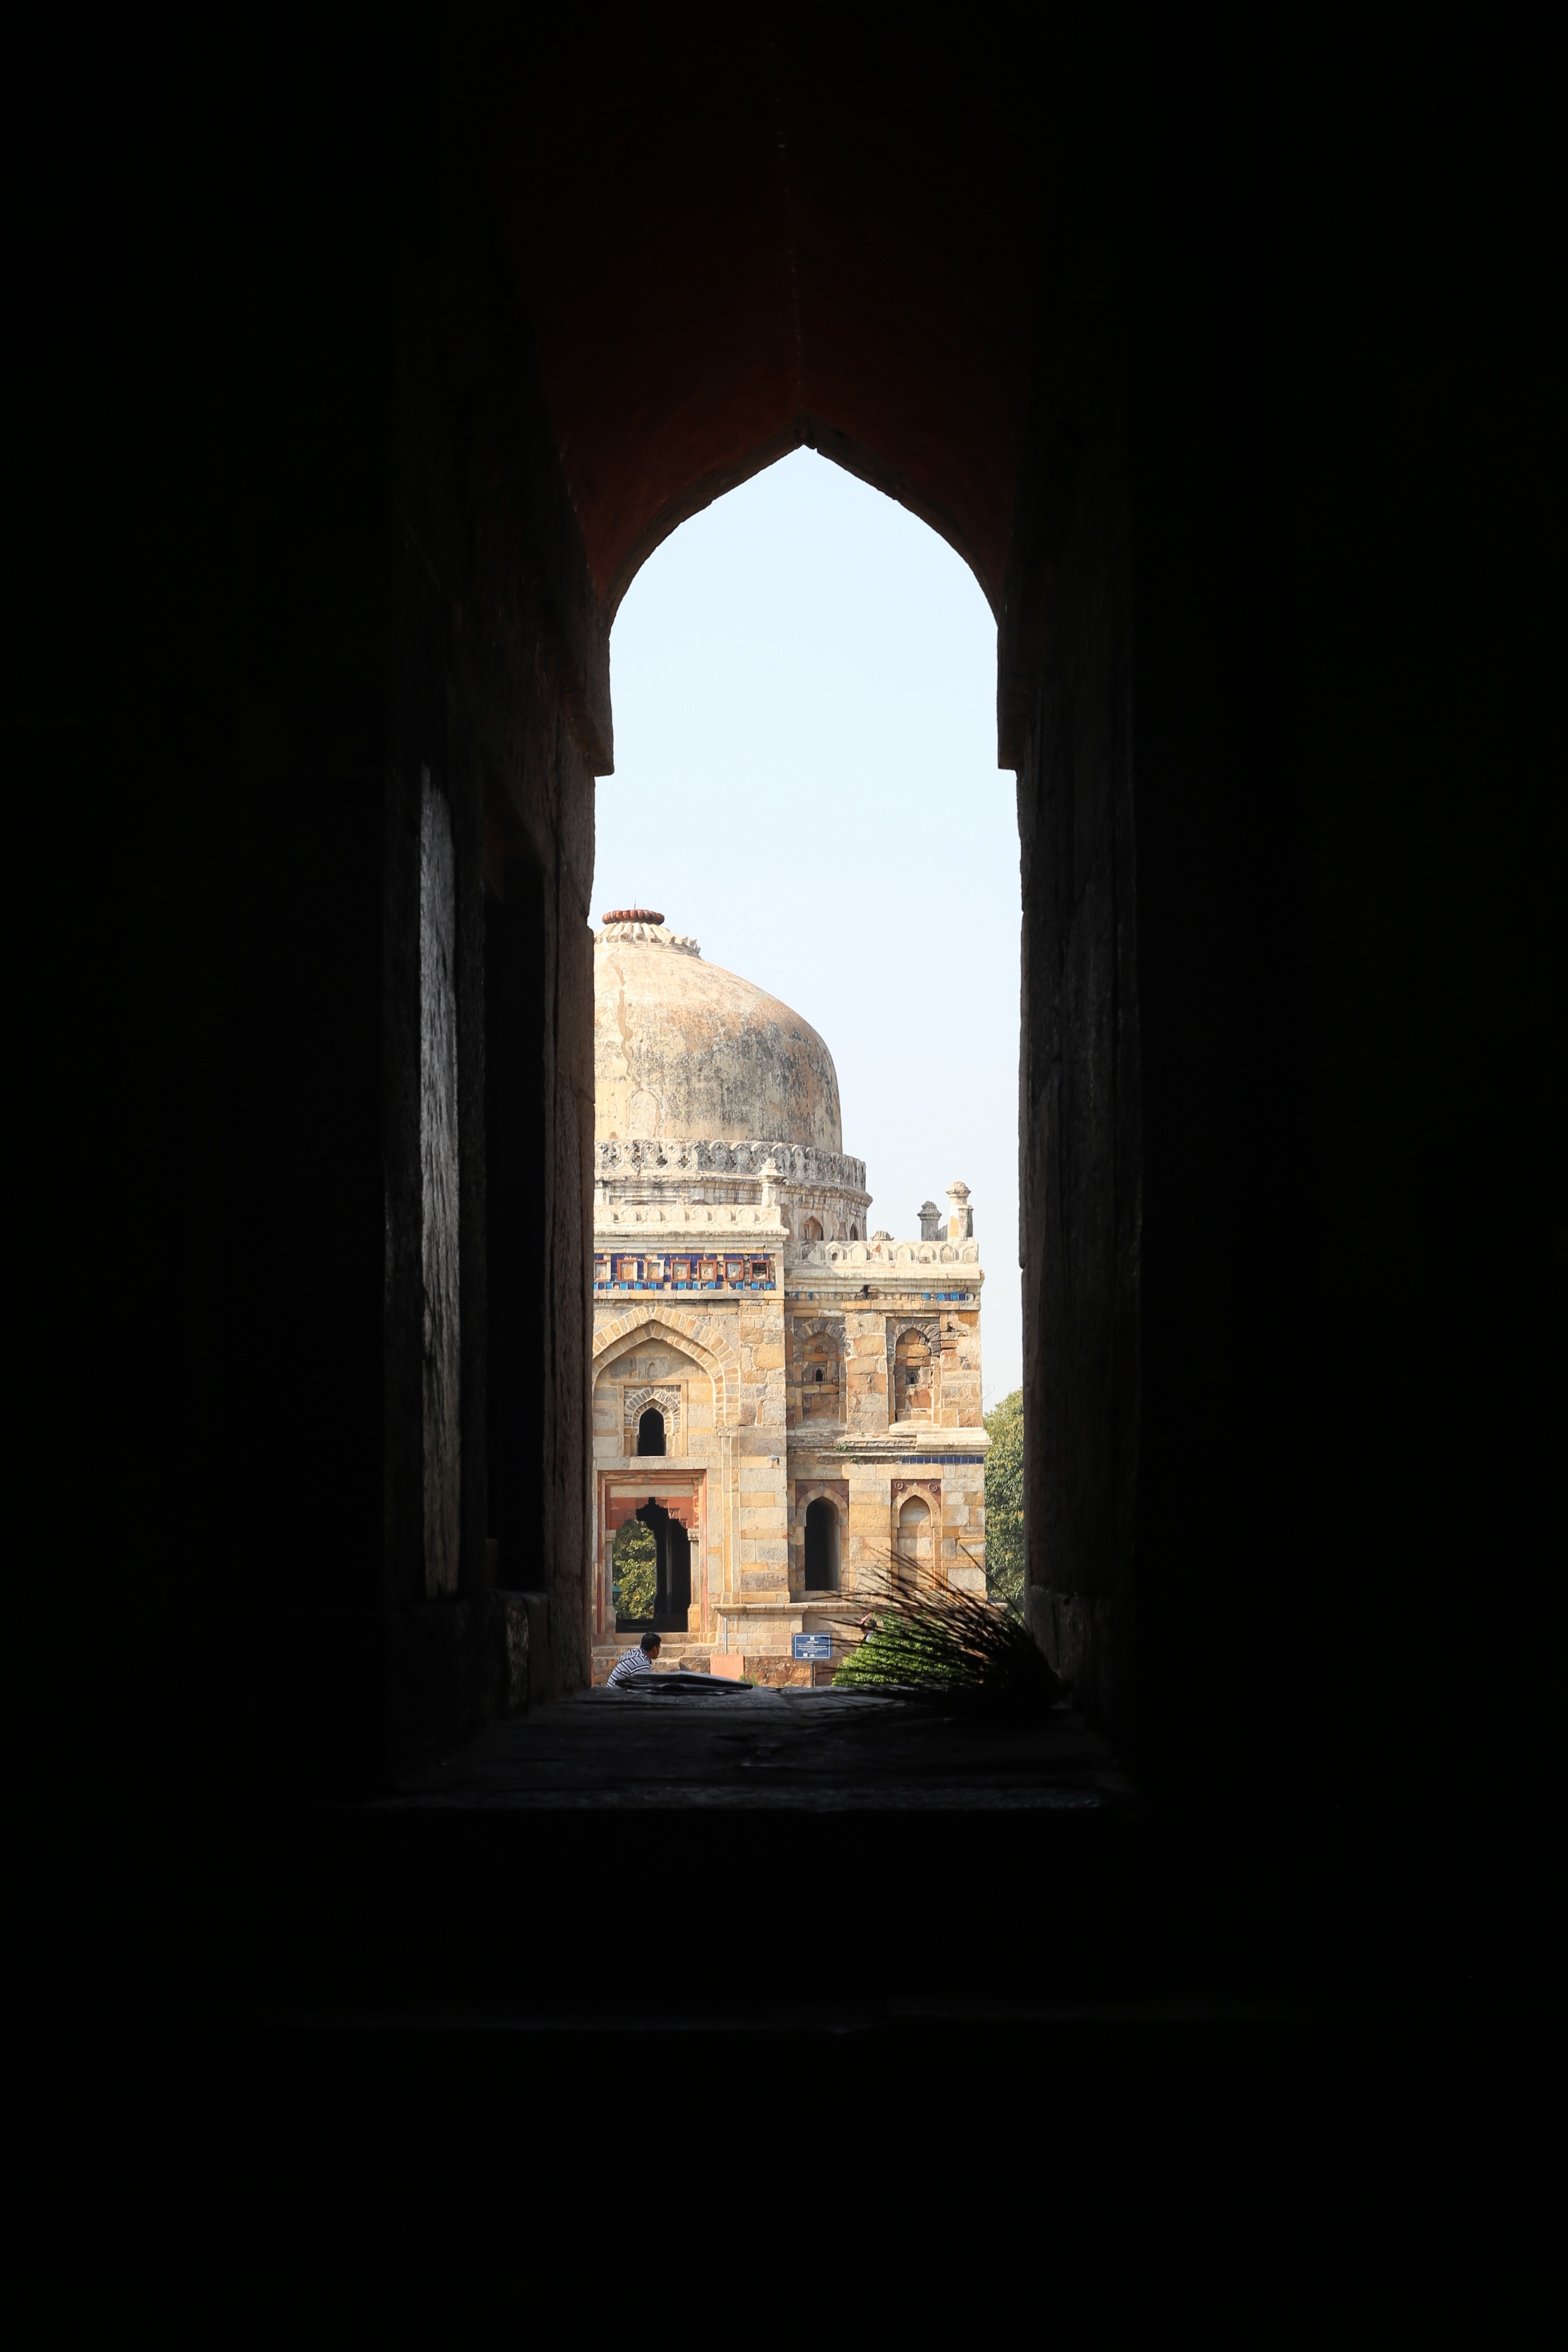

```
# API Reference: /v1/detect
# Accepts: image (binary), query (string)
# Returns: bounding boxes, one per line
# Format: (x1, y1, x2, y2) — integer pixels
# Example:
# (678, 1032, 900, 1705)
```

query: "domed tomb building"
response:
(591, 910, 988, 1682)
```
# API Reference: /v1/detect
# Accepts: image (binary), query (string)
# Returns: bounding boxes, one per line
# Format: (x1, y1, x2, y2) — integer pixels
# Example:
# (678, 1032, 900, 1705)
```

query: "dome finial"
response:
(594, 910, 701, 956)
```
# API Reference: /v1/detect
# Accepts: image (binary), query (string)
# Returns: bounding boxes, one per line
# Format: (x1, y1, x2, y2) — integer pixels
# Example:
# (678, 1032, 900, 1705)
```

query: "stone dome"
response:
(593, 914, 843, 1152)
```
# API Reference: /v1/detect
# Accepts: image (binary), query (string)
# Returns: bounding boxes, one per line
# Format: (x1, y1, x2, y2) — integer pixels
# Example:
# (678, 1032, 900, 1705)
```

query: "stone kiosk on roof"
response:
(590, 910, 987, 1683)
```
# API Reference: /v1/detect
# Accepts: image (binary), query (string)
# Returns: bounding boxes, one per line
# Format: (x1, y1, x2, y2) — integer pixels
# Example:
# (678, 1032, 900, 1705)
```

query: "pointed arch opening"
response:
(896, 1496, 932, 1589)
(804, 1496, 841, 1593)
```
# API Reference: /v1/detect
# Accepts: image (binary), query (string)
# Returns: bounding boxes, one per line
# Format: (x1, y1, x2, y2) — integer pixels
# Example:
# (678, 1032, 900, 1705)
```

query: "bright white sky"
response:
(593, 449, 1023, 1408)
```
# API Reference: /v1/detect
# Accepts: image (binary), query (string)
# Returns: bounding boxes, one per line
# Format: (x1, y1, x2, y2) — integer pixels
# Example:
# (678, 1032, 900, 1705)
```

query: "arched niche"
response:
(895, 1496, 932, 1588)
(803, 1496, 841, 1592)
(798, 1326, 844, 1422)
(894, 1327, 935, 1422)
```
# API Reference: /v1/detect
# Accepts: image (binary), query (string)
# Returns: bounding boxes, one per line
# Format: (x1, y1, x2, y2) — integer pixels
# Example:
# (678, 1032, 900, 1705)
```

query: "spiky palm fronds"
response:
(832, 1553, 1069, 1715)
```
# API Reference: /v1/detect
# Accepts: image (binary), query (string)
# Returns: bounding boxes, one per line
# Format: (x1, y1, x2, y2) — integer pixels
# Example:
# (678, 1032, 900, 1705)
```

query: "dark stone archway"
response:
(32, 5, 1555, 1897)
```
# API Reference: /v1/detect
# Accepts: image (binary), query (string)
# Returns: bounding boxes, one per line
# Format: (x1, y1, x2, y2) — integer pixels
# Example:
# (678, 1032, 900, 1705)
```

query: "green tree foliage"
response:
(983, 1389, 1024, 1617)
(612, 1518, 657, 1622)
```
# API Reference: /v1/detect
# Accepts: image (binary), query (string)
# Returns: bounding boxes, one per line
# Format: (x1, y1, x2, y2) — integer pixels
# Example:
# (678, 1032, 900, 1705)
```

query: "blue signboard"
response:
(792, 1632, 833, 1661)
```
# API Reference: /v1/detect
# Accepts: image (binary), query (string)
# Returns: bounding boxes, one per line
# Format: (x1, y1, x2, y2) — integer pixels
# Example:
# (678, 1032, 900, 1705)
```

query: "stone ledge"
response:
(713, 1600, 811, 1616)
(595, 1138, 868, 1189)
(830, 1440, 990, 1461)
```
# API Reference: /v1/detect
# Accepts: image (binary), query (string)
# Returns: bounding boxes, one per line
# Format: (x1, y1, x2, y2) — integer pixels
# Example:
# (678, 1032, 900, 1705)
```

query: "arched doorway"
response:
(611, 1516, 657, 1627)
(629, 1497, 691, 1630)
(82, 1, 1533, 1955)
(803, 1496, 839, 1592)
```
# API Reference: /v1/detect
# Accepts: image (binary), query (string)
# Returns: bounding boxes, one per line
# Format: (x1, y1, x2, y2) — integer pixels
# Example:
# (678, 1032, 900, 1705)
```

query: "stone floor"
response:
(43, 1683, 1507, 2311)
(146, 1687, 1171, 2029)
(51, 1683, 1515, 2073)
(391, 1685, 1138, 1812)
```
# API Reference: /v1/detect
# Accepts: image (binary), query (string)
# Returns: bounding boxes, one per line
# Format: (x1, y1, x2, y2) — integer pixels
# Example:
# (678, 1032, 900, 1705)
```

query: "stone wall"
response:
(381, 145, 603, 1752)
(34, 51, 606, 1784)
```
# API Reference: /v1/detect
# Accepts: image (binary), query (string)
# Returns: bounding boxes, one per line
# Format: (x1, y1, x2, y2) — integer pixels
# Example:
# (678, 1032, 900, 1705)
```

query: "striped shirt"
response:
(607, 1645, 656, 1687)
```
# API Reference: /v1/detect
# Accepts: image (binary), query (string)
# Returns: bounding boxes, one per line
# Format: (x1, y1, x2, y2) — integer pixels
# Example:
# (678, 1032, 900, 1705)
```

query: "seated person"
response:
(605, 1631, 745, 1694)
(607, 1630, 661, 1687)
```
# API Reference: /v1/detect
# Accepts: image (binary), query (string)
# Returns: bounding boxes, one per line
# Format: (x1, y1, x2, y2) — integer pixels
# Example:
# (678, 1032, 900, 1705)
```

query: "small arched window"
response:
(805, 1217, 823, 1243)
(636, 1407, 666, 1456)
(848, 1224, 859, 1242)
